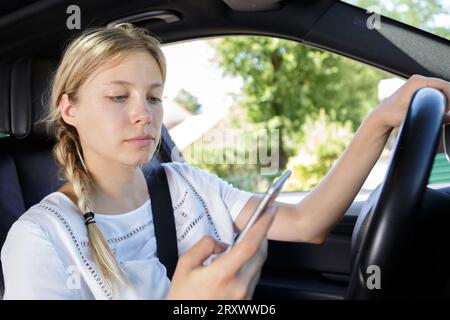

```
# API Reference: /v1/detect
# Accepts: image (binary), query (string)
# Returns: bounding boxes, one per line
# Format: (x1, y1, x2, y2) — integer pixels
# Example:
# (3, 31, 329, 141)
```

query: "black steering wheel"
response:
(347, 87, 447, 299)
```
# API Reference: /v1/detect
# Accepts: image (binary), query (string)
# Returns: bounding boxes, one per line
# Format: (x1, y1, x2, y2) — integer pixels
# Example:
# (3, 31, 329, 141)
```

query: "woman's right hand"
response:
(166, 206, 278, 300)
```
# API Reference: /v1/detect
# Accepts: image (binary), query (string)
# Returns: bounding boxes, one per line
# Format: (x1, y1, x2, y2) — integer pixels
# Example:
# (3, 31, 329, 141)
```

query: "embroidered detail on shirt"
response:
(179, 211, 188, 218)
(177, 213, 205, 242)
(107, 219, 152, 244)
(171, 166, 222, 242)
(173, 190, 188, 210)
(80, 219, 152, 248)
(37, 204, 113, 300)
(80, 240, 90, 248)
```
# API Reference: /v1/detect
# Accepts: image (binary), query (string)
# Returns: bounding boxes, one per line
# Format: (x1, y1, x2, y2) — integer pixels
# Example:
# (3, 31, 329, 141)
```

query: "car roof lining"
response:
(221, 0, 283, 12)
(303, 2, 450, 80)
(0, 0, 42, 18)
(0, 0, 448, 81)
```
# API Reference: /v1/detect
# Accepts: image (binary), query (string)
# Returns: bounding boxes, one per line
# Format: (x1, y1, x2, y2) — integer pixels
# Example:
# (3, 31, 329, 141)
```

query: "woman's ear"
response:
(60, 93, 77, 125)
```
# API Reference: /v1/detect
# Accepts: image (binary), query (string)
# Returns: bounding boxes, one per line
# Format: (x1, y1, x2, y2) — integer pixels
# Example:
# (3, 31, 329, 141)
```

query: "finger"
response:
(226, 239, 267, 300)
(178, 236, 227, 270)
(238, 244, 266, 300)
(244, 268, 263, 300)
(412, 75, 450, 110)
(237, 238, 268, 288)
(216, 206, 277, 274)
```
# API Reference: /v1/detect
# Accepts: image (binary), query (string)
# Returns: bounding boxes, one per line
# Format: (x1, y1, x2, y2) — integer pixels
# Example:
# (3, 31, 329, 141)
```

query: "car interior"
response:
(1, 0, 450, 299)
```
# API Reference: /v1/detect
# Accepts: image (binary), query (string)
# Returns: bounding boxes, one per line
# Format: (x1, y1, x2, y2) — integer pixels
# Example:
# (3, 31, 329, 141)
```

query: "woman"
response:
(1, 23, 449, 300)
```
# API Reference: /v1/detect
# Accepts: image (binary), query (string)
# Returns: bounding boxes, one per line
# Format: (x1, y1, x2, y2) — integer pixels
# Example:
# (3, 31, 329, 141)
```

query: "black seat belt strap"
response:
(145, 163, 178, 280)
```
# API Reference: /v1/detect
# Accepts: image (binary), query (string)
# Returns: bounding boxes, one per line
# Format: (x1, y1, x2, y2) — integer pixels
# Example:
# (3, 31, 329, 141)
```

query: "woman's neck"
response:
(57, 180, 150, 215)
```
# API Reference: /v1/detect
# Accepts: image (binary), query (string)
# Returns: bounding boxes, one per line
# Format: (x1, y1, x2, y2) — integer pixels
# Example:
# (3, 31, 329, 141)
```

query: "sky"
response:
(161, 39, 242, 114)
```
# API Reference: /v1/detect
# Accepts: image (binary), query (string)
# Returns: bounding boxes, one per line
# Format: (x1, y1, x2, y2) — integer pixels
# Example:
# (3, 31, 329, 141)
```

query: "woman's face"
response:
(62, 50, 164, 168)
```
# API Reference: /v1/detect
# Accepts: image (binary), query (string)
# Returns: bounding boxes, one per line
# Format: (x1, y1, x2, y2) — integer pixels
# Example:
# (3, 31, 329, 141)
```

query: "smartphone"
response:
(229, 169, 291, 249)
(203, 169, 292, 266)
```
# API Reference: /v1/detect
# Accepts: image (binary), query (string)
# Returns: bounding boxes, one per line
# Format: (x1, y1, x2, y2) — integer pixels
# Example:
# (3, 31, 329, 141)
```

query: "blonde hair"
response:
(36, 23, 166, 292)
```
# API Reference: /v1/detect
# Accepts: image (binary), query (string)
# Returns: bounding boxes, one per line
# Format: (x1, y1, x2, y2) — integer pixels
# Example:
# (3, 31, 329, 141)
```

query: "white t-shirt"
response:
(1, 162, 254, 300)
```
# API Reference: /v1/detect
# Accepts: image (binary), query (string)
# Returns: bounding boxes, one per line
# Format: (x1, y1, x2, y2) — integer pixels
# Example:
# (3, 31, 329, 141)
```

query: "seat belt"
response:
(145, 163, 178, 281)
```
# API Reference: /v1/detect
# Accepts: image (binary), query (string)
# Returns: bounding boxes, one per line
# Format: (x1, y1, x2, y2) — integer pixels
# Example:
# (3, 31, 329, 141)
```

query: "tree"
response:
(212, 36, 385, 169)
(201, 0, 448, 191)
(285, 108, 354, 191)
(174, 88, 202, 114)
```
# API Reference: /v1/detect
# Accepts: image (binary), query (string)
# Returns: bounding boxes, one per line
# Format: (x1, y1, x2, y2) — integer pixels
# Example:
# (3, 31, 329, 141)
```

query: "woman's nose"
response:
(131, 96, 153, 124)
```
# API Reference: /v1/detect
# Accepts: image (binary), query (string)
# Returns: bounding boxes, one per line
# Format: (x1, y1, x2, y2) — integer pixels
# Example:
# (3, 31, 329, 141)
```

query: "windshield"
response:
(342, 0, 450, 41)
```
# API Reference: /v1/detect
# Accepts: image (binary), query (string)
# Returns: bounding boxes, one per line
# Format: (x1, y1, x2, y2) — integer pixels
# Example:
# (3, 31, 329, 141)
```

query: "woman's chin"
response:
(135, 152, 156, 167)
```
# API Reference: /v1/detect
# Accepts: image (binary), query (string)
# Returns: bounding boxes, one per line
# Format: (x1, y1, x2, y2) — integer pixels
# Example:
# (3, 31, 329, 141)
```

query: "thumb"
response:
(180, 236, 227, 269)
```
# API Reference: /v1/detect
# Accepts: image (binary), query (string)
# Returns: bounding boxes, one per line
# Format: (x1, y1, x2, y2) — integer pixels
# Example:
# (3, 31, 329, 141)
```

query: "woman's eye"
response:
(108, 96, 161, 104)
(109, 96, 128, 102)
(147, 97, 162, 104)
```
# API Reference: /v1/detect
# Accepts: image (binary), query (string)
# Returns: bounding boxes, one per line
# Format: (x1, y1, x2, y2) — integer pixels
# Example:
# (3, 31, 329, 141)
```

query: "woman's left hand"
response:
(370, 74, 450, 131)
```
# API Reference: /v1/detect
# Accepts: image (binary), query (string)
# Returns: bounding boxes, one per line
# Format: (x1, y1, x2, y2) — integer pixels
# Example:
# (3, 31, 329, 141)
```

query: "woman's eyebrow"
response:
(102, 80, 163, 89)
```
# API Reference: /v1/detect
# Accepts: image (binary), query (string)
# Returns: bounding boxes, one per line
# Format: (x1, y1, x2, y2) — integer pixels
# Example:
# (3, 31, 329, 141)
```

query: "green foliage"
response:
(285, 109, 354, 191)
(212, 36, 385, 160)
(199, 0, 448, 190)
(174, 88, 202, 114)
(182, 124, 281, 192)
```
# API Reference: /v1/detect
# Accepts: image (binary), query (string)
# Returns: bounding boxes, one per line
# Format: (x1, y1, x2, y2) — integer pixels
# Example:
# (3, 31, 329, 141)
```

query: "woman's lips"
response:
(125, 138, 154, 146)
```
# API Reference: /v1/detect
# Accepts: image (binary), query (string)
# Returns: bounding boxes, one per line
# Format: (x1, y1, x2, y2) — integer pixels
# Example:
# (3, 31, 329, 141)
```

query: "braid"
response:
(53, 121, 129, 291)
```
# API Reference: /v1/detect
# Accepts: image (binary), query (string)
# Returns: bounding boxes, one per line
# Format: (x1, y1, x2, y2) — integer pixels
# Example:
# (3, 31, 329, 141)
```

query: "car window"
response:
(161, 36, 402, 202)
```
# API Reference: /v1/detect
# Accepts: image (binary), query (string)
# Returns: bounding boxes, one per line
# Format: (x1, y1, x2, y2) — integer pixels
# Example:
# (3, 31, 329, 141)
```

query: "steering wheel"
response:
(347, 88, 447, 299)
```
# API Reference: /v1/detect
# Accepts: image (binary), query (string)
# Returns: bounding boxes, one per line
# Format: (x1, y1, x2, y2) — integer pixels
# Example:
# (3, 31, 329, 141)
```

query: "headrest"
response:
(10, 56, 58, 140)
(0, 62, 12, 138)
